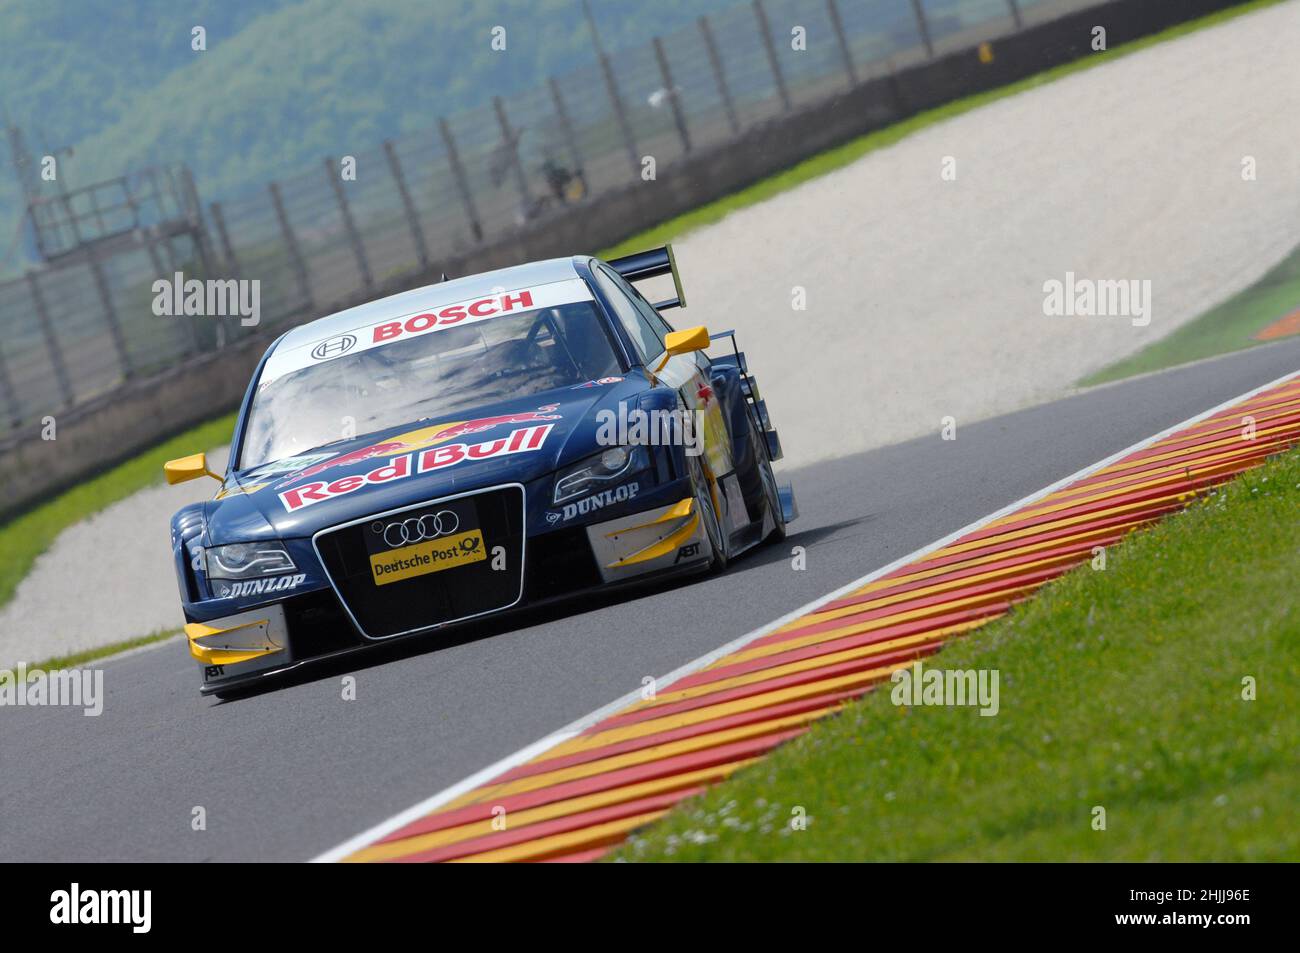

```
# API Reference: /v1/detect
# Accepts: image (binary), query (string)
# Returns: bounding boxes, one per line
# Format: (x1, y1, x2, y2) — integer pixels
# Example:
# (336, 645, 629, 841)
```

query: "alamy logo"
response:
(0, 664, 103, 716)
(1042, 271, 1151, 327)
(152, 271, 261, 327)
(594, 404, 704, 456)
(889, 660, 999, 716)
(50, 883, 151, 933)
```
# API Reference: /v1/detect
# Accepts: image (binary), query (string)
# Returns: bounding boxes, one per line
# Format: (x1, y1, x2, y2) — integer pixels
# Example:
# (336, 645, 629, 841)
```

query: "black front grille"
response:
(314, 487, 525, 638)
(283, 588, 362, 657)
(526, 527, 602, 600)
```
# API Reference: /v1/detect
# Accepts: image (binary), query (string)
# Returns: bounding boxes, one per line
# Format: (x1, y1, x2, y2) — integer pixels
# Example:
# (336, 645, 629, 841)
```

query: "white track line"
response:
(312, 367, 1300, 862)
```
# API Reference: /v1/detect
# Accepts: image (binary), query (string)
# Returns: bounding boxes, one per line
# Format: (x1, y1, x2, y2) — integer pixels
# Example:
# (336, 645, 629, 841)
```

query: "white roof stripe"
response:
(275, 258, 581, 351)
(260, 277, 593, 384)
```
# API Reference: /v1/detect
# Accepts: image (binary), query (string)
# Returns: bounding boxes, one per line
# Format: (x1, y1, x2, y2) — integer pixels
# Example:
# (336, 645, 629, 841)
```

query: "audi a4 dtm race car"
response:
(165, 246, 795, 696)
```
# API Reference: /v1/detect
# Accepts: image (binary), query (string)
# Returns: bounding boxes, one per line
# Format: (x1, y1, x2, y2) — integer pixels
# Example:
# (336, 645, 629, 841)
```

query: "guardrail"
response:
(0, 0, 1247, 517)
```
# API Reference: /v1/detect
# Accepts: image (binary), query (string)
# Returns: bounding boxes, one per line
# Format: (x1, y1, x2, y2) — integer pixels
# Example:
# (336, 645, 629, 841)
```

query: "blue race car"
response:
(165, 247, 795, 696)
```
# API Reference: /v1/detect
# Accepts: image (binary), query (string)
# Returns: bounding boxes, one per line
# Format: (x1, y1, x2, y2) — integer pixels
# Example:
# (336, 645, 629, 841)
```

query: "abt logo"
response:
(50, 883, 151, 933)
(674, 542, 701, 564)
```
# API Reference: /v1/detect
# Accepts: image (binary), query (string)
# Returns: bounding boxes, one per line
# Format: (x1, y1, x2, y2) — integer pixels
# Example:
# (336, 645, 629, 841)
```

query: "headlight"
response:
(205, 542, 297, 580)
(553, 446, 647, 504)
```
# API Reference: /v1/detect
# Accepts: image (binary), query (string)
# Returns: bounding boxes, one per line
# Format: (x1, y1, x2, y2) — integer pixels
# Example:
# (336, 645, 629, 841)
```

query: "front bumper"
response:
(194, 490, 712, 695)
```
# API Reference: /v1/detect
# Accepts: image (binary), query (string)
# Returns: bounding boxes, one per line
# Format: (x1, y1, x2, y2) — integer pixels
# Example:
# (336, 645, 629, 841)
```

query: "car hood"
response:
(206, 376, 648, 541)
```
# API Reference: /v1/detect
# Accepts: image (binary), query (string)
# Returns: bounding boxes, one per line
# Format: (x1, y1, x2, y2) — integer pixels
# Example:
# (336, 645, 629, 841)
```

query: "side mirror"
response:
(654, 326, 709, 372)
(164, 452, 221, 485)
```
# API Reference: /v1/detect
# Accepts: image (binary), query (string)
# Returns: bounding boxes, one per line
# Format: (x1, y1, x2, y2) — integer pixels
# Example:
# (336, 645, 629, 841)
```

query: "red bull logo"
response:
(418, 405, 561, 442)
(277, 407, 562, 489)
(278, 423, 555, 512)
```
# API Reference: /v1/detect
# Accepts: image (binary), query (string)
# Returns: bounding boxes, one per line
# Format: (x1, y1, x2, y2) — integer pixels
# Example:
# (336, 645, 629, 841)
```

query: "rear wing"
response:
(606, 243, 687, 311)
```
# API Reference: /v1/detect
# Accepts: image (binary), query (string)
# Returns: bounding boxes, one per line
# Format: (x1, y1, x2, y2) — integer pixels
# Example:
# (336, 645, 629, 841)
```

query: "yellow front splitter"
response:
(583, 496, 712, 584)
(186, 612, 284, 666)
(604, 498, 700, 568)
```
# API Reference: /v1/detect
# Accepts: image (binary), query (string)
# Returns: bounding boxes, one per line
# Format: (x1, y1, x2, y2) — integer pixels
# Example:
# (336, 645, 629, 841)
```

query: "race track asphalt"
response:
(3, 337, 1299, 862)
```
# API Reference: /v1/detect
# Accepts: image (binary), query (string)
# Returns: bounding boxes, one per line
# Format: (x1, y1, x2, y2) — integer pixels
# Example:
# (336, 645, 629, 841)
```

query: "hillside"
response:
(0, 0, 739, 271)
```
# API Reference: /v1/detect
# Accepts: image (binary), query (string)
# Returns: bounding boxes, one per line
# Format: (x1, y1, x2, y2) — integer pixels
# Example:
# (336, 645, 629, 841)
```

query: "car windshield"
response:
(239, 301, 621, 469)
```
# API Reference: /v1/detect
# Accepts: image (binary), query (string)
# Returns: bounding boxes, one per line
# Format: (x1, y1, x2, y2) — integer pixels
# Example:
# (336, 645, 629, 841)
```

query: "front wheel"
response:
(689, 453, 728, 571)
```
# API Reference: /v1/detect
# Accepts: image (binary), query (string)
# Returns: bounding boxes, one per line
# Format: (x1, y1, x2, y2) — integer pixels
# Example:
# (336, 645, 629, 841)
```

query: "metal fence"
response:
(0, 0, 1102, 435)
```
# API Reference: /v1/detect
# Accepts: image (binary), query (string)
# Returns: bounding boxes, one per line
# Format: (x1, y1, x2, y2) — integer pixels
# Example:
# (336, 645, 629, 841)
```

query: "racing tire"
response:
(746, 404, 786, 543)
(759, 450, 786, 543)
(689, 453, 728, 572)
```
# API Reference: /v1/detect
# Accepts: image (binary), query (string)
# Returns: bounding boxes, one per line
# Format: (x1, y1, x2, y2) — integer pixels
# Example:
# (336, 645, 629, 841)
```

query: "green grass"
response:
(1082, 239, 1300, 386)
(613, 448, 1300, 862)
(601, 0, 1287, 260)
(25, 629, 180, 675)
(0, 413, 236, 611)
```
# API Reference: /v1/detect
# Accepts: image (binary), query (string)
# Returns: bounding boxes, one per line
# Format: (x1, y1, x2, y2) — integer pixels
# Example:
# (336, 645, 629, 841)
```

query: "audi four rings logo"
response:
(373, 510, 460, 548)
(312, 334, 357, 361)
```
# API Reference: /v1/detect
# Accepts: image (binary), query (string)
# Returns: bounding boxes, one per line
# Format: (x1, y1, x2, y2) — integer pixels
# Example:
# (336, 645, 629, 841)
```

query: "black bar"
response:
(208, 201, 240, 274)
(85, 247, 132, 378)
(492, 96, 532, 207)
(699, 15, 739, 135)
(753, 0, 791, 111)
(324, 156, 373, 291)
(439, 117, 483, 243)
(0, 327, 23, 427)
(548, 77, 586, 173)
(599, 52, 640, 177)
(827, 0, 858, 87)
(383, 140, 430, 272)
(26, 270, 74, 409)
(141, 229, 202, 356)
(911, 0, 935, 58)
(1008, 0, 1024, 30)
(653, 36, 691, 153)
(268, 181, 313, 308)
